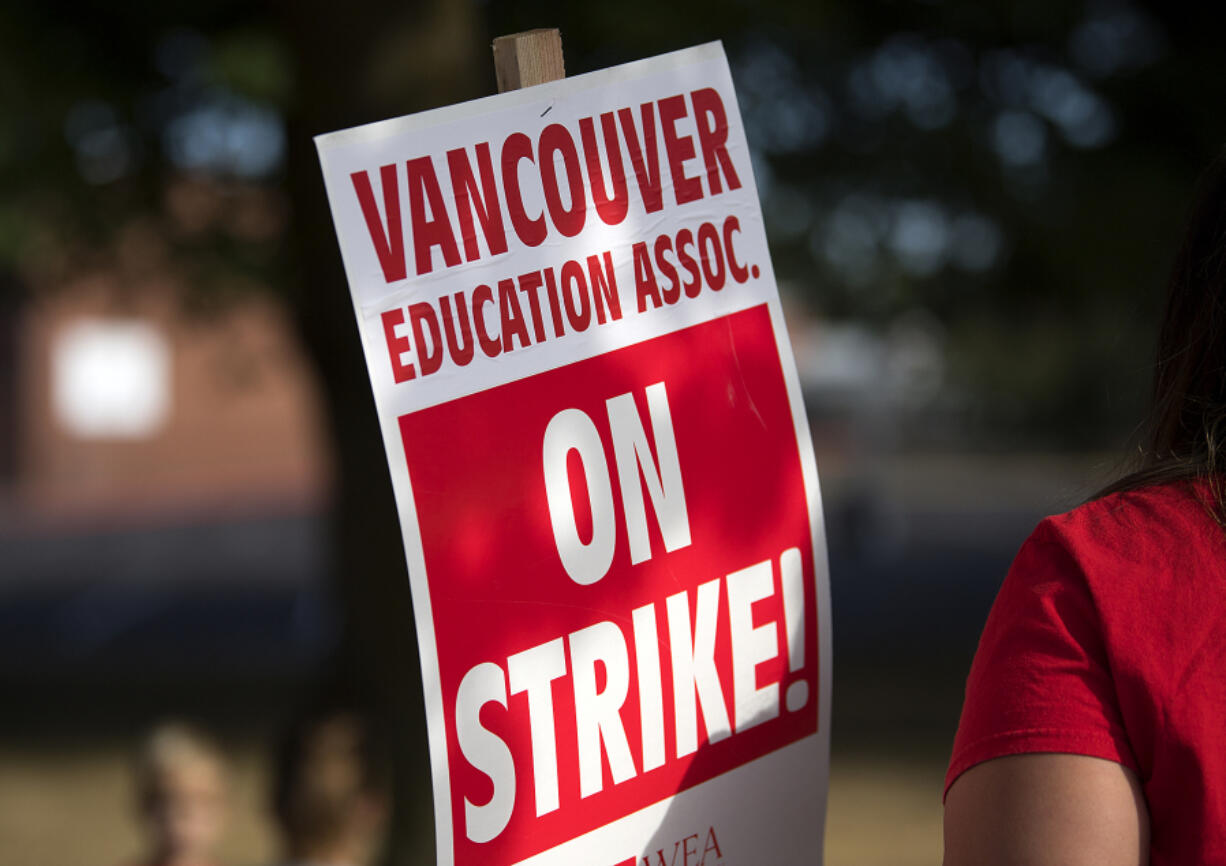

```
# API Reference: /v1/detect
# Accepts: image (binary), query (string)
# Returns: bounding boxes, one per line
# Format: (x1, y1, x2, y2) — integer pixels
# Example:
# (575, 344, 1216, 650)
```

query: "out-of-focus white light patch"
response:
(889, 200, 950, 277)
(736, 40, 833, 154)
(1069, 4, 1166, 79)
(1028, 68, 1117, 149)
(992, 110, 1048, 167)
(950, 213, 1005, 272)
(163, 97, 285, 179)
(64, 100, 136, 185)
(815, 193, 888, 286)
(52, 319, 171, 439)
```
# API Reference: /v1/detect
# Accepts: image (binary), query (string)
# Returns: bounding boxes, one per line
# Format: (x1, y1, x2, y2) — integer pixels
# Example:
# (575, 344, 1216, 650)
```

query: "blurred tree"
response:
(0, 0, 486, 861)
(489, 0, 1226, 447)
(2, 1, 1225, 863)
(278, 0, 484, 860)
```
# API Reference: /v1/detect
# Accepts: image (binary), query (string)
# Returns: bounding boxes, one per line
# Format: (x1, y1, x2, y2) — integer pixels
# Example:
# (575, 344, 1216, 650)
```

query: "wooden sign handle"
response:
(492, 28, 566, 93)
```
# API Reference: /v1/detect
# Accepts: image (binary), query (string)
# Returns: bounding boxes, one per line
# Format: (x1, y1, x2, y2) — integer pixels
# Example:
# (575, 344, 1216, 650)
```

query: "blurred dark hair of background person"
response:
(1099, 153, 1226, 509)
(270, 699, 391, 866)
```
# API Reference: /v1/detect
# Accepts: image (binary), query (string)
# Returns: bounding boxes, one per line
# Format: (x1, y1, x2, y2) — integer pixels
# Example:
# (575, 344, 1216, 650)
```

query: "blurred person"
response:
(130, 722, 229, 866)
(945, 154, 1226, 865)
(270, 703, 389, 866)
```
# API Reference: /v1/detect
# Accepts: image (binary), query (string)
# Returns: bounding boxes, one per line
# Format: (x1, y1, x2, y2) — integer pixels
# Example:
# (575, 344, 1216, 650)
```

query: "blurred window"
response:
(52, 319, 171, 439)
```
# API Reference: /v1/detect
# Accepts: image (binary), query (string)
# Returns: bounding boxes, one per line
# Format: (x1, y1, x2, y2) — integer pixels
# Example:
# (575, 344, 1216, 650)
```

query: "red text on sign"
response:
(349, 88, 743, 282)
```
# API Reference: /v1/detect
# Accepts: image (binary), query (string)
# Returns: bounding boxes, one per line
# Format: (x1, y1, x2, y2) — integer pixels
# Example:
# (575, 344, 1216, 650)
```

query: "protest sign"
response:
(315, 40, 831, 866)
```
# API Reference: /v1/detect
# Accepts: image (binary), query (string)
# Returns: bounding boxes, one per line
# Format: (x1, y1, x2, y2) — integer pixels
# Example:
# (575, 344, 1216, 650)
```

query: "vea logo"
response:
(617, 825, 724, 866)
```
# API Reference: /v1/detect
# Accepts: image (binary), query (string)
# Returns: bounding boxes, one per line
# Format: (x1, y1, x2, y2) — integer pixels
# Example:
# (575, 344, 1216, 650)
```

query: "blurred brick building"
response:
(0, 268, 336, 686)
(12, 277, 327, 519)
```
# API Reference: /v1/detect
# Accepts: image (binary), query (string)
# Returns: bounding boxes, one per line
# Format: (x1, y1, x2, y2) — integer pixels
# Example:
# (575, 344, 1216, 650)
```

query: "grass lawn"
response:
(0, 740, 943, 866)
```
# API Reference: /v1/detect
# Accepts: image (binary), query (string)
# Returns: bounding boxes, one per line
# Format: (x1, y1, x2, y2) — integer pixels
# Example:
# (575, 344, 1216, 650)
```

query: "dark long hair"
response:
(1098, 153, 1226, 520)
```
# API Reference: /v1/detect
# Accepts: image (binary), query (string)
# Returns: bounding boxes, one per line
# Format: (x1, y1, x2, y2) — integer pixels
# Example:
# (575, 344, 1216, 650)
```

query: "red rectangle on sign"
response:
(399, 303, 818, 865)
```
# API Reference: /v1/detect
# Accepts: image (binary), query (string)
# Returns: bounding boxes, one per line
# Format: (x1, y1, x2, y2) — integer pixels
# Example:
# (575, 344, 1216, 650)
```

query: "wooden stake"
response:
(492, 28, 565, 93)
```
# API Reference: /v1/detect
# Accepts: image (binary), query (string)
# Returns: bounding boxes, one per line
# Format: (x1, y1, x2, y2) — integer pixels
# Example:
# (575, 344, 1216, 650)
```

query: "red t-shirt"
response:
(947, 481, 1226, 864)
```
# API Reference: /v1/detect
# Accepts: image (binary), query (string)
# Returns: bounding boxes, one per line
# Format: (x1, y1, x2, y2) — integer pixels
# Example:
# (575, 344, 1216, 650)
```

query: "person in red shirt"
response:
(945, 153, 1226, 866)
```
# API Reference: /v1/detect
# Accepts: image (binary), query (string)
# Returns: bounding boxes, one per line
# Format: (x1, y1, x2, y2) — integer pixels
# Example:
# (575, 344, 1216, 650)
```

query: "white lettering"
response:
(507, 637, 568, 816)
(455, 662, 515, 843)
(632, 602, 667, 772)
(606, 381, 691, 565)
(727, 559, 780, 731)
(542, 408, 617, 585)
(667, 579, 731, 757)
(569, 621, 637, 797)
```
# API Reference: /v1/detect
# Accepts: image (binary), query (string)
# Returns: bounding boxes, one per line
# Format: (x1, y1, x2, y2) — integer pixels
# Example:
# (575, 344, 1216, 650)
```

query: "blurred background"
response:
(1, 1, 1223, 864)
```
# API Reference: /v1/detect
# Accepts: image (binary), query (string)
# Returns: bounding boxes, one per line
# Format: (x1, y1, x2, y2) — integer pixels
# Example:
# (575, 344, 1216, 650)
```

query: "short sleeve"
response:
(944, 520, 1139, 798)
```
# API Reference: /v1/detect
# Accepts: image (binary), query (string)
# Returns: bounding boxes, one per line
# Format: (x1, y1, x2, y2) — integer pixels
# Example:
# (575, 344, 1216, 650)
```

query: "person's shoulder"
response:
(1045, 480, 1215, 546)
(1027, 480, 1223, 596)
